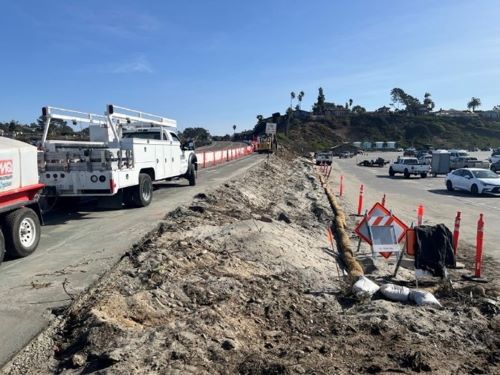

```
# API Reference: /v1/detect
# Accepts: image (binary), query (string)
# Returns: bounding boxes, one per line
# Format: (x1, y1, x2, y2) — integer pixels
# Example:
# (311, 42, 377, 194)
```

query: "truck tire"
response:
(420, 173, 427, 178)
(404, 169, 410, 179)
(389, 167, 395, 177)
(0, 231, 5, 265)
(187, 162, 196, 186)
(132, 173, 153, 207)
(3, 207, 41, 258)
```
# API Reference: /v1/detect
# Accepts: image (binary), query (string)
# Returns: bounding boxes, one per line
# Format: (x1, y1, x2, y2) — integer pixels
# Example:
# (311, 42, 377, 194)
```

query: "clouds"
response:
(108, 56, 154, 74)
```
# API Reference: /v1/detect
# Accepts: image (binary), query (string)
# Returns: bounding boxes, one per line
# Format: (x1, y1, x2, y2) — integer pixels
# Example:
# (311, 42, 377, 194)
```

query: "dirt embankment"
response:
(4, 155, 500, 374)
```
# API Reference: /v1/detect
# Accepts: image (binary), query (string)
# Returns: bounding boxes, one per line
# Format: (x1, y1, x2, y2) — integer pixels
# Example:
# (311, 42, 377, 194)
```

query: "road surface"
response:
(329, 151, 500, 262)
(0, 154, 263, 367)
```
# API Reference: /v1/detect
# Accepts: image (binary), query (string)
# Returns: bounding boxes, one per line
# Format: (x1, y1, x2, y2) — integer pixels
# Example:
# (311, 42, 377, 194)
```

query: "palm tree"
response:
(232, 124, 236, 133)
(349, 98, 353, 108)
(290, 91, 296, 108)
(467, 97, 481, 112)
(297, 91, 305, 109)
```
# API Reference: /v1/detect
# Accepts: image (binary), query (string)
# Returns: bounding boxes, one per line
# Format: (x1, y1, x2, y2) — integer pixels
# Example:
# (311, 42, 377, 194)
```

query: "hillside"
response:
(254, 113, 500, 152)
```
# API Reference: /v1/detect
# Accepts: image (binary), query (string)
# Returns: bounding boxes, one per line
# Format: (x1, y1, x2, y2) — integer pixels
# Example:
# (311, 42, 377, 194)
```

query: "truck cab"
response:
(389, 157, 430, 178)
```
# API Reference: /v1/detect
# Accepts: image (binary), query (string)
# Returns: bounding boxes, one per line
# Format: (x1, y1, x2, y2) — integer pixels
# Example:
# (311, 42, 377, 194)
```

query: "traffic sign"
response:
(265, 122, 277, 135)
(354, 202, 409, 258)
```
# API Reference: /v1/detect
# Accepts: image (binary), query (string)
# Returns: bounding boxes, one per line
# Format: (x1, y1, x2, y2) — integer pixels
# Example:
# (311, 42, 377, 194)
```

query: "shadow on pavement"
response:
(427, 189, 499, 198)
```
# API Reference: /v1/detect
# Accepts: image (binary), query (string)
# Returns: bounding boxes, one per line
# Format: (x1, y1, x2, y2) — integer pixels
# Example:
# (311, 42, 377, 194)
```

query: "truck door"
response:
(169, 131, 183, 176)
(161, 130, 173, 178)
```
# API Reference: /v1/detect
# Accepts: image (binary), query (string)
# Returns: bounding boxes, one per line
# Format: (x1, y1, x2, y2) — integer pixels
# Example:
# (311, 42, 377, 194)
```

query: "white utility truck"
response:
(389, 157, 430, 178)
(315, 151, 333, 165)
(0, 137, 44, 264)
(39, 105, 197, 207)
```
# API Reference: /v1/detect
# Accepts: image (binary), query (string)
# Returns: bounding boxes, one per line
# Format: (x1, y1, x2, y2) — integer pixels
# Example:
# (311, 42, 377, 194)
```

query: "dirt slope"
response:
(4, 155, 499, 374)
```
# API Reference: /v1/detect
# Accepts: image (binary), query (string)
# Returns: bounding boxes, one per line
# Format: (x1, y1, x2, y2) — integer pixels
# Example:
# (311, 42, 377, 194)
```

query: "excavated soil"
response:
(4, 155, 499, 374)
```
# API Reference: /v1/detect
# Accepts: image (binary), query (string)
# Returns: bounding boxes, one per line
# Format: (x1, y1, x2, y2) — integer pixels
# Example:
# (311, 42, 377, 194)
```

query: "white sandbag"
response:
(379, 283, 410, 302)
(409, 290, 442, 307)
(352, 276, 379, 297)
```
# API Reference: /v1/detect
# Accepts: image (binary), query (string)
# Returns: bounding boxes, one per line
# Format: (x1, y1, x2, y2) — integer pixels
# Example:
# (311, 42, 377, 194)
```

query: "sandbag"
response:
(352, 276, 379, 298)
(409, 290, 442, 307)
(380, 283, 410, 302)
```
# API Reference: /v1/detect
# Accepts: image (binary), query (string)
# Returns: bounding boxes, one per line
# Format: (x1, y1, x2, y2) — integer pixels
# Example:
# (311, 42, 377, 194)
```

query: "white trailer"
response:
(38, 105, 197, 207)
(0, 137, 44, 264)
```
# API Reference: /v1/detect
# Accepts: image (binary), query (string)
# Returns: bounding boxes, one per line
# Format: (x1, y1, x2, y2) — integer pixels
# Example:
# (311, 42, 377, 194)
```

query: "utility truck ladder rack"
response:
(41, 106, 110, 147)
(106, 104, 177, 128)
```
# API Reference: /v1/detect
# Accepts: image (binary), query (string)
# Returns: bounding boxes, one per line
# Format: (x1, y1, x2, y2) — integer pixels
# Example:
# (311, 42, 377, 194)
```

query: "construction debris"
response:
(4, 155, 499, 375)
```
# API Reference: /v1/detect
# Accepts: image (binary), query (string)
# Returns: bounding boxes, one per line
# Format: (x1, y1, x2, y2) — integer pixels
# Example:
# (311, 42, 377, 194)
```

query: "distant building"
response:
(323, 102, 349, 117)
(478, 110, 500, 119)
(434, 109, 478, 117)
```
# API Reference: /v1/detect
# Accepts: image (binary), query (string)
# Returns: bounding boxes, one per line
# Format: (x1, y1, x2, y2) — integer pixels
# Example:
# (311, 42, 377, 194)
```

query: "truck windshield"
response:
(122, 132, 161, 140)
(404, 159, 418, 165)
(458, 152, 469, 157)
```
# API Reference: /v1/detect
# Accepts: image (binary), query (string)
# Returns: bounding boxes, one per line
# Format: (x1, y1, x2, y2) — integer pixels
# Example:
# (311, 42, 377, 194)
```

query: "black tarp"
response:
(414, 224, 456, 277)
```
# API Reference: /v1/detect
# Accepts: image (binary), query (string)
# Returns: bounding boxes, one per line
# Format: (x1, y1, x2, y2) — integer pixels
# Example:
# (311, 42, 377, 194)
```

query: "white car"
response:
(445, 168, 500, 195)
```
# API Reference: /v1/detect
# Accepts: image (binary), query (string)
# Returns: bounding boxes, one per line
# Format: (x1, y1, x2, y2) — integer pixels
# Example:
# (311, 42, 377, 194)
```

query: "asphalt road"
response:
(330, 151, 500, 262)
(0, 154, 263, 367)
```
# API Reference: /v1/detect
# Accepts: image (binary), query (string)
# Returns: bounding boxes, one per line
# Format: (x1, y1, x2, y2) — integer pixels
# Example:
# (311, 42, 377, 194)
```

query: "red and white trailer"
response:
(0, 137, 44, 264)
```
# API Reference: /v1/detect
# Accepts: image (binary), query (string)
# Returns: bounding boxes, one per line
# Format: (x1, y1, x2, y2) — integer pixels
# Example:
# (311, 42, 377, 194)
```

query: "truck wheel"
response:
(389, 167, 395, 177)
(3, 208, 41, 258)
(132, 173, 153, 207)
(0, 231, 5, 265)
(187, 163, 196, 186)
(404, 169, 410, 178)
(420, 173, 427, 178)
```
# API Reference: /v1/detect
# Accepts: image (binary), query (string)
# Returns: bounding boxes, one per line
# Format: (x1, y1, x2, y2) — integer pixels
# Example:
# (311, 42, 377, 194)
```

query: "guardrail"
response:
(195, 145, 254, 169)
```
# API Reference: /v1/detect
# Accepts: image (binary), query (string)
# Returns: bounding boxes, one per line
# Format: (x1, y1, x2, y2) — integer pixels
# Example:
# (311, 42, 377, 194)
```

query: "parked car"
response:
(445, 168, 500, 195)
(339, 151, 353, 159)
(491, 160, 500, 173)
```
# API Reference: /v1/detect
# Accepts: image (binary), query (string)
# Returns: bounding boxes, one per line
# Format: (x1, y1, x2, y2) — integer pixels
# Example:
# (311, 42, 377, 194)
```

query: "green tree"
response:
(312, 87, 326, 114)
(181, 127, 211, 146)
(348, 98, 353, 108)
(390, 88, 421, 115)
(256, 114, 264, 124)
(467, 97, 481, 112)
(351, 105, 366, 114)
(423, 92, 435, 111)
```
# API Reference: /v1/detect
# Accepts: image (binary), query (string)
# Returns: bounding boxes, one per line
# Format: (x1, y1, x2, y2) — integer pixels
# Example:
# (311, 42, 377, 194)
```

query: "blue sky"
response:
(1, 0, 499, 135)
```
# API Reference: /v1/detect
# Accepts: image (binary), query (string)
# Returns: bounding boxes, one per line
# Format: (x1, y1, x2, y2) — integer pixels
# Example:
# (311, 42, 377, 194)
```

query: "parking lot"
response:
(332, 151, 500, 261)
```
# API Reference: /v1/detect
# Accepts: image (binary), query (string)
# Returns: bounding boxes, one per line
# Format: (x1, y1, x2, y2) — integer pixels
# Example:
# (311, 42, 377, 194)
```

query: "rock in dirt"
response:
(277, 212, 291, 224)
(259, 214, 273, 223)
(221, 339, 237, 350)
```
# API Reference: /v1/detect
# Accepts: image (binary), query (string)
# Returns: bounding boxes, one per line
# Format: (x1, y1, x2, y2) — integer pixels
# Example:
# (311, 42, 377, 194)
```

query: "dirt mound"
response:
(4, 156, 499, 374)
